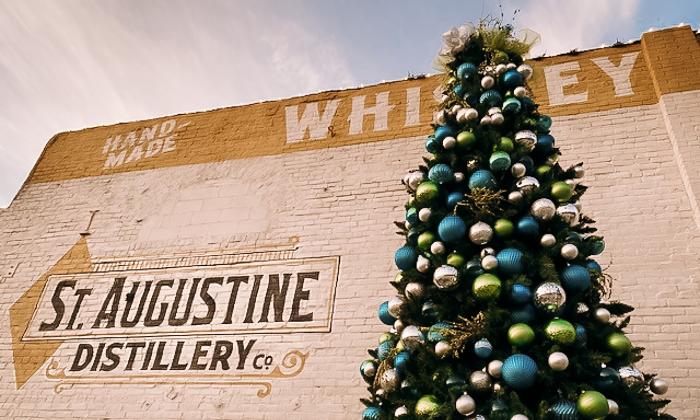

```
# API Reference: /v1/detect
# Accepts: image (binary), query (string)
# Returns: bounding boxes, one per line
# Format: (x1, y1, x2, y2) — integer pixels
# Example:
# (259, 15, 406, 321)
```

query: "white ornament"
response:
(650, 378, 669, 395)
(481, 255, 498, 271)
(481, 75, 495, 89)
(442, 136, 456, 149)
(517, 63, 534, 80)
(548, 352, 569, 371)
(404, 282, 425, 301)
(516, 176, 540, 193)
(541, 234, 557, 247)
(480, 247, 496, 257)
(418, 208, 432, 222)
(435, 341, 451, 358)
(511, 163, 527, 178)
(400, 325, 425, 347)
(480, 115, 492, 125)
(607, 399, 619, 415)
(557, 204, 580, 226)
(595, 308, 611, 323)
(490, 113, 504, 125)
(487, 360, 503, 378)
(406, 171, 425, 191)
(561, 243, 579, 260)
(488, 107, 502, 116)
(508, 190, 524, 204)
(395, 406, 410, 418)
(506, 62, 517, 70)
(433, 110, 447, 125)
(573, 165, 585, 178)
(388, 296, 406, 317)
(454, 172, 465, 182)
(511, 415, 529, 420)
(456, 108, 469, 124)
(469, 222, 493, 245)
(515, 130, 537, 151)
(416, 255, 430, 272)
(514, 86, 527, 98)
(565, 179, 576, 187)
(465, 107, 479, 120)
(430, 241, 446, 255)
(495, 64, 507, 74)
(455, 393, 476, 416)
(450, 104, 462, 115)
(404, 221, 412, 229)
(393, 319, 405, 334)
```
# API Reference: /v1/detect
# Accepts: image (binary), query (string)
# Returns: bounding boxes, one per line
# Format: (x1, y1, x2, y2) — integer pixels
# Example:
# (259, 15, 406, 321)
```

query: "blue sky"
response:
(0, 0, 697, 207)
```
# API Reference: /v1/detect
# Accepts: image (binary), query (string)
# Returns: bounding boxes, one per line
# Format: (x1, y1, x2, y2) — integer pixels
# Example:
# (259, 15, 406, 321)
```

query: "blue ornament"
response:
(561, 264, 591, 294)
(536, 134, 555, 153)
(538, 115, 553, 131)
(394, 246, 418, 270)
(479, 90, 502, 107)
(594, 367, 620, 391)
(549, 400, 579, 420)
(511, 304, 536, 323)
(446, 192, 464, 210)
(502, 354, 538, 390)
(421, 301, 439, 321)
(468, 169, 497, 190)
(489, 151, 511, 172)
(453, 83, 466, 98)
(474, 338, 493, 358)
(434, 125, 454, 142)
(501, 69, 524, 90)
(377, 340, 394, 361)
(378, 301, 396, 325)
(394, 351, 410, 376)
(456, 62, 478, 80)
(586, 259, 602, 274)
(363, 406, 383, 420)
(425, 137, 440, 153)
(575, 324, 587, 346)
(428, 322, 452, 342)
(497, 248, 525, 276)
(438, 215, 467, 243)
(510, 283, 532, 304)
(502, 97, 522, 114)
(521, 97, 536, 112)
(406, 208, 418, 225)
(517, 216, 540, 237)
(428, 164, 454, 184)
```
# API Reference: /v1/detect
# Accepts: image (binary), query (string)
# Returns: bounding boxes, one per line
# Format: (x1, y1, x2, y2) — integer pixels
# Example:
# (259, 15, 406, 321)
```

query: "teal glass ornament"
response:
(406, 207, 418, 225)
(394, 351, 410, 376)
(425, 137, 440, 153)
(536, 134, 555, 153)
(378, 301, 396, 325)
(561, 264, 591, 294)
(479, 89, 503, 107)
(363, 406, 384, 420)
(502, 97, 522, 114)
(501, 354, 538, 390)
(548, 400, 578, 420)
(510, 283, 532, 304)
(468, 169, 497, 190)
(538, 115, 553, 131)
(428, 164, 454, 184)
(394, 245, 417, 270)
(457, 62, 478, 80)
(438, 215, 467, 243)
(434, 125, 454, 142)
(517, 215, 540, 237)
(501, 69, 524, 90)
(496, 247, 525, 276)
(446, 191, 464, 210)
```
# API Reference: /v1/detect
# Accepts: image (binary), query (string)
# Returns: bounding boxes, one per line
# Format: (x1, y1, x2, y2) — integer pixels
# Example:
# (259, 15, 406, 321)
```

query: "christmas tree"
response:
(360, 21, 674, 420)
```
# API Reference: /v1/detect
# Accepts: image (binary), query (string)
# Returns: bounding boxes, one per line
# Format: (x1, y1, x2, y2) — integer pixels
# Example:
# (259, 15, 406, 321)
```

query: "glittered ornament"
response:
(414, 395, 441, 418)
(428, 322, 452, 343)
(417, 231, 435, 251)
(433, 265, 460, 290)
(606, 332, 632, 356)
(502, 354, 538, 390)
(469, 221, 494, 245)
(488, 360, 503, 378)
(577, 391, 608, 419)
(469, 370, 492, 392)
(404, 282, 425, 301)
(472, 273, 502, 300)
(515, 130, 537, 151)
(446, 191, 464, 209)
(438, 215, 467, 243)
(416, 181, 439, 204)
(531, 198, 557, 220)
(469, 169, 497, 190)
(561, 244, 579, 260)
(388, 296, 406, 317)
(456, 393, 476, 416)
(516, 176, 540, 193)
(362, 406, 384, 420)
(482, 255, 498, 271)
(517, 215, 540, 237)
(548, 400, 578, 420)
(595, 308, 611, 323)
(545, 319, 576, 345)
(541, 233, 556, 247)
(378, 301, 396, 325)
(394, 246, 417, 271)
(651, 378, 669, 395)
(480, 90, 503, 107)
(430, 241, 445, 255)
(548, 352, 570, 371)
(416, 255, 430, 272)
(474, 338, 493, 358)
(619, 366, 644, 387)
(556, 204, 579, 226)
(534, 282, 567, 312)
(561, 265, 591, 294)
(508, 323, 535, 347)
(401, 325, 426, 349)
(429, 164, 454, 184)
(380, 368, 399, 392)
(510, 283, 532, 304)
(502, 97, 521, 114)
(551, 181, 573, 202)
(490, 151, 511, 172)
(377, 340, 393, 361)
(435, 341, 451, 358)
(508, 190, 524, 204)
(360, 359, 377, 381)
(457, 62, 478, 80)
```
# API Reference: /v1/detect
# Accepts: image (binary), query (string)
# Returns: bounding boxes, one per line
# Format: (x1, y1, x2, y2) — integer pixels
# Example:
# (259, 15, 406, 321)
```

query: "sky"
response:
(0, 0, 698, 207)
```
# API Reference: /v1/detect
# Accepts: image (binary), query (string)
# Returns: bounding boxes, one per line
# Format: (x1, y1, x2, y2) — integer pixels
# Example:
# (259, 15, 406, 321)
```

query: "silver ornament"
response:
(433, 265, 460, 290)
(531, 198, 557, 220)
(454, 172, 465, 182)
(619, 366, 644, 387)
(450, 104, 463, 115)
(577, 302, 590, 314)
(406, 171, 425, 191)
(433, 110, 447, 125)
(430, 241, 445, 255)
(511, 162, 527, 178)
(443, 136, 456, 149)
(515, 130, 537, 151)
(495, 64, 507, 74)
(607, 399, 619, 415)
(393, 319, 405, 334)
(488, 360, 503, 378)
(469, 222, 493, 245)
(388, 296, 406, 317)
(512, 415, 529, 420)
(548, 352, 569, 371)
(508, 190, 524, 204)
(540, 233, 557, 247)
(435, 341, 452, 358)
(465, 107, 479, 121)
(514, 86, 527, 98)
(573, 165, 585, 178)
(456, 393, 476, 416)
(491, 113, 504, 125)
(380, 368, 399, 392)
(561, 243, 579, 260)
(400, 325, 425, 348)
(419, 207, 432, 222)
(469, 370, 492, 392)
(556, 204, 579, 226)
(517, 63, 534, 80)
(516, 176, 540, 194)
(650, 378, 669, 395)
(416, 255, 430, 272)
(534, 282, 567, 311)
(493, 382, 503, 393)
(481, 75, 495, 89)
(480, 247, 496, 258)
(595, 308, 611, 323)
(404, 282, 425, 301)
(506, 62, 517, 70)
(480, 115, 492, 125)
(395, 405, 410, 418)
(481, 255, 498, 271)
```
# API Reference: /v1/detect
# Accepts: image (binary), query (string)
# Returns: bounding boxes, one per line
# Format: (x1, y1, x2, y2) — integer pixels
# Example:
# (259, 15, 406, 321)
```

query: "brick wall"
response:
(0, 26, 699, 419)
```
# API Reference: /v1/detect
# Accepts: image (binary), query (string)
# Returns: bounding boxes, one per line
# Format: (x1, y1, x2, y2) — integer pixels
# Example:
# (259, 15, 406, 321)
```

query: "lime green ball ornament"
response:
(447, 252, 465, 268)
(545, 318, 576, 345)
(472, 273, 502, 301)
(606, 332, 632, 356)
(551, 181, 573, 202)
(577, 390, 609, 418)
(456, 131, 477, 149)
(417, 231, 435, 251)
(395, 340, 406, 352)
(494, 219, 514, 237)
(379, 332, 394, 344)
(416, 182, 439, 205)
(536, 165, 552, 177)
(414, 395, 442, 418)
(498, 136, 514, 152)
(508, 323, 535, 347)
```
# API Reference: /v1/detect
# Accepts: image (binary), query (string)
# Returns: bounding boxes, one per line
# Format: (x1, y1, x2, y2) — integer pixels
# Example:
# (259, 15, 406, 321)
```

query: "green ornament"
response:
(545, 318, 576, 345)
(417, 231, 435, 251)
(407, 196, 416, 207)
(416, 181, 439, 205)
(606, 332, 632, 356)
(395, 340, 406, 352)
(472, 273, 502, 301)
(536, 165, 551, 177)
(494, 219, 514, 237)
(447, 252, 465, 268)
(456, 131, 477, 149)
(493, 50, 509, 64)
(498, 136, 514, 152)
(508, 323, 535, 347)
(379, 332, 394, 344)
(577, 390, 609, 418)
(551, 181, 573, 202)
(414, 395, 442, 418)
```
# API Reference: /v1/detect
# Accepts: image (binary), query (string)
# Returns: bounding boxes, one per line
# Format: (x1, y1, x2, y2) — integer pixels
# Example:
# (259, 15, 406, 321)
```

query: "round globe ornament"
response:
(405, 171, 425, 191)
(428, 321, 452, 343)
(469, 169, 498, 190)
(517, 215, 540, 238)
(548, 352, 570, 371)
(438, 215, 467, 243)
(405, 207, 418, 225)
(404, 282, 425, 301)
(577, 391, 609, 419)
(561, 244, 579, 260)
(360, 359, 377, 381)
(502, 97, 522, 114)
(590, 239, 606, 255)
(494, 218, 515, 238)
(421, 301, 439, 322)
(482, 255, 498, 271)
(430, 241, 445, 255)
(531, 198, 557, 220)
(362, 406, 383, 420)
(515, 130, 537, 151)
(434, 125, 454, 142)
(510, 283, 532, 304)
(428, 164, 454, 184)
(435, 340, 451, 358)
(433, 265, 460, 290)
(415, 395, 442, 417)
(446, 191, 464, 210)
(534, 282, 567, 312)
(501, 69, 524, 90)
(416, 255, 430, 273)
(401, 325, 426, 349)
(561, 265, 591, 294)
(514, 86, 528, 98)
(607, 399, 619, 415)
(469, 221, 494, 245)
(387, 296, 406, 318)
(548, 400, 578, 420)
(595, 308, 611, 323)
(536, 134, 555, 153)
(481, 75, 495, 89)
(541, 233, 557, 247)
(378, 301, 396, 325)
(538, 115, 553, 131)
(619, 366, 644, 387)
(508, 323, 535, 347)
(516, 176, 540, 194)
(380, 368, 400, 393)
(445, 374, 467, 391)
(480, 89, 503, 107)
(606, 332, 632, 356)
(511, 162, 527, 178)
(511, 304, 537, 323)
(469, 370, 492, 392)
(417, 231, 435, 251)
(508, 190, 524, 204)
(457, 62, 478, 80)
(473, 273, 502, 300)
(556, 204, 580, 226)
(545, 319, 576, 345)
(594, 367, 620, 391)
(488, 360, 503, 378)
(490, 151, 512, 172)
(456, 393, 476, 416)
(551, 181, 574, 202)
(502, 354, 538, 390)
(425, 137, 440, 153)
(495, 247, 525, 276)
(416, 181, 439, 204)
(447, 252, 466, 268)
(474, 338, 493, 358)
(394, 406, 409, 419)
(586, 259, 602, 274)
(517, 63, 533, 79)
(394, 246, 417, 271)
(442, 136, 456, 149)
(651, 378, 669, 395)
